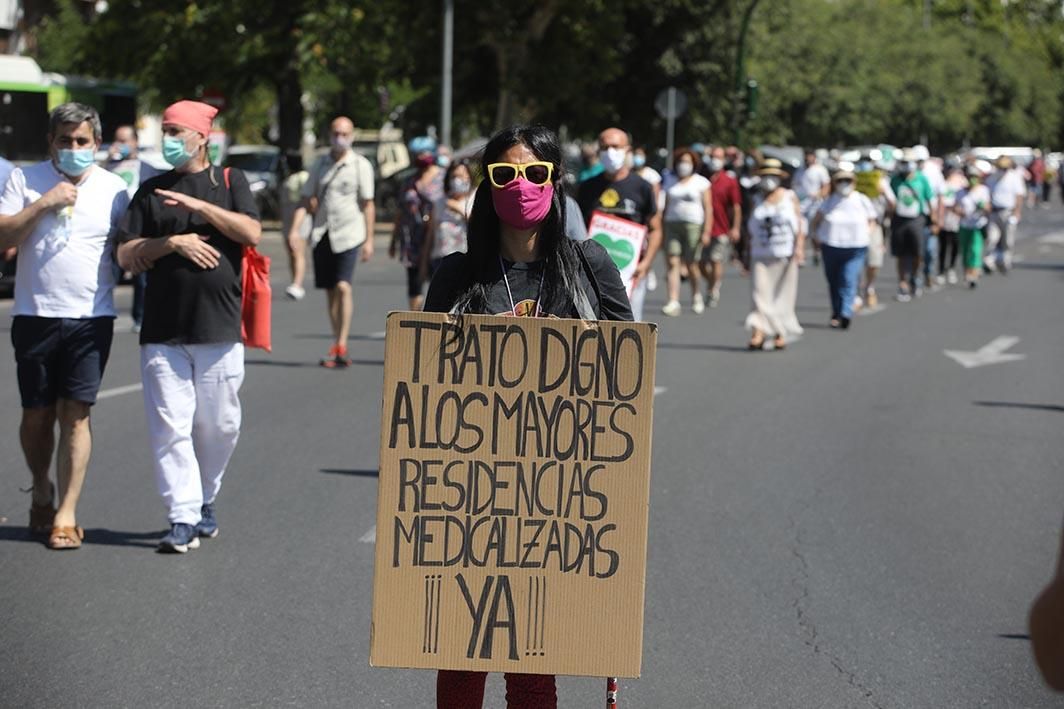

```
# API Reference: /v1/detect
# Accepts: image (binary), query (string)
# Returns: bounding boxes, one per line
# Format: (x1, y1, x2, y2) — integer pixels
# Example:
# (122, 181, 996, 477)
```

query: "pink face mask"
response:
(490, 177, 554, 230)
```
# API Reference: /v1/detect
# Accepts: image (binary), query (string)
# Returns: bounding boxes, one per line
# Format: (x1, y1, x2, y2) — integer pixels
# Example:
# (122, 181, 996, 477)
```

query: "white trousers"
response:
(984, 210, 1016, 268)
(141, 343, 244, 524)
(629, 276, 648, 322)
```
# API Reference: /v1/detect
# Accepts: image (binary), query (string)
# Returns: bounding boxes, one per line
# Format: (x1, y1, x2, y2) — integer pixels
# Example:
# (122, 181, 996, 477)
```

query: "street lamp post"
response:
(441, 0, 454, 148)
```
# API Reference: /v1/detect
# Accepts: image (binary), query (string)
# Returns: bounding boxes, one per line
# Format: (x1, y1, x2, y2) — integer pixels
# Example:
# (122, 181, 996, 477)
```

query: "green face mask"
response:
(162, 136, 193, 168)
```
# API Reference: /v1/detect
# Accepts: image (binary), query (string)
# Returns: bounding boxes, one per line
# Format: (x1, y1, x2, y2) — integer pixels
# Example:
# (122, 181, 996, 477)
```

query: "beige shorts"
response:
(866, 224, 885, 268)
(701, 234, 732, 264)
(665, 221, 703, 262)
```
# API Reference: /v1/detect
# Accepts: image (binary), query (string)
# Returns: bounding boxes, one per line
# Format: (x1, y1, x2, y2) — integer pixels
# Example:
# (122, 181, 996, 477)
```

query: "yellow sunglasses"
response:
(486, 161, 554, 188)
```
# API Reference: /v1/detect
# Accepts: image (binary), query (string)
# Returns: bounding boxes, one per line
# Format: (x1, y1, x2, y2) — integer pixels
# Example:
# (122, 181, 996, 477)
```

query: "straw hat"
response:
(994, 155, 1013, 170)
(832, 161, 856, 181)
(757, 158, 789, 178)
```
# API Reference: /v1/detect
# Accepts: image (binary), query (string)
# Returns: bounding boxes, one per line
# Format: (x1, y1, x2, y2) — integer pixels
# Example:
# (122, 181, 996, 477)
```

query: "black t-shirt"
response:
(423, 239, 632, 321)
(576, 172, 657, 227)
(120, 166, 259, 345)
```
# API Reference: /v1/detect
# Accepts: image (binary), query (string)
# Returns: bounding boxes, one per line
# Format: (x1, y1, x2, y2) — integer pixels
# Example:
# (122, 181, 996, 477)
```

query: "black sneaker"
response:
(158, 523, 200, 553)
(195, 503, 219, 539)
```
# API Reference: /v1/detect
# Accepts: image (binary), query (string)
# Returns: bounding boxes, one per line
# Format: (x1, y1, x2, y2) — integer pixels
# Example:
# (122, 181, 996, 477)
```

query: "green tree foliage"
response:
(31, 0, 1064, 151)
(34, 0, 90, 74)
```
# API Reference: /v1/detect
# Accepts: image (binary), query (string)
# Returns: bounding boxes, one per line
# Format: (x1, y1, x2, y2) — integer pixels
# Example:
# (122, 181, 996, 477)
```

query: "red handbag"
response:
(224, 168, 272, 352)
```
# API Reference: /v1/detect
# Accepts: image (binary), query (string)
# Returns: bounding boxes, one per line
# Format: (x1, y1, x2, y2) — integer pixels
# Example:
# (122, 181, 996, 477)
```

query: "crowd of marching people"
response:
(0, 98, 1044, 555)
(291, 130, 1035, 353)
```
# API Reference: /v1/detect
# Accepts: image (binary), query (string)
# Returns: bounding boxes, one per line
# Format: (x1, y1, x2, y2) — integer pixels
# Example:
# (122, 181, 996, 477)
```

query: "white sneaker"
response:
(692, 294, 705, 314)
(646, 271, 658, 292)
(285, 284, 306, 301)
(661, 300, 681, 317)
(934, 274, 946, 286)
(946, 269, 958, 285)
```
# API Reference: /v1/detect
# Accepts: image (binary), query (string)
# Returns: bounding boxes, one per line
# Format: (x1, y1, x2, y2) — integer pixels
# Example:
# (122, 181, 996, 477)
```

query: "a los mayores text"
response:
(386, 319, 647, 580)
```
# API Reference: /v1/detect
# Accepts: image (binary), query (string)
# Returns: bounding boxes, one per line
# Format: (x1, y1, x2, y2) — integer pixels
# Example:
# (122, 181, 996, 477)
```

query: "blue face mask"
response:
(632, 154, 646, 168)
(56, 148, 96, 177)
(162, 136, 193, 168)
(115, 143, 131, 160)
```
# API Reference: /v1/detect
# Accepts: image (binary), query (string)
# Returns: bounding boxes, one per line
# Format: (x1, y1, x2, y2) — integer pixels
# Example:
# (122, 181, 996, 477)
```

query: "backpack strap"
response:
(224, 167, 231, 189)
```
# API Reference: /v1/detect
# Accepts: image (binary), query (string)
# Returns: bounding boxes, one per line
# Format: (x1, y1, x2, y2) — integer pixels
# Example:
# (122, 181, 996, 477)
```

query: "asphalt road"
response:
(1, 204, 1063, 707)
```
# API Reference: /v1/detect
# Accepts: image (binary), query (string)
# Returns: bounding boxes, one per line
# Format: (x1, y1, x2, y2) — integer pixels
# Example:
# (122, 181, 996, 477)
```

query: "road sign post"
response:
(654, 86, 687, 171)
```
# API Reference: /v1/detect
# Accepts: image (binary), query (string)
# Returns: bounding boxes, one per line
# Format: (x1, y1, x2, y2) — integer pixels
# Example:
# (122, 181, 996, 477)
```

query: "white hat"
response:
(911, 145, 931, 162)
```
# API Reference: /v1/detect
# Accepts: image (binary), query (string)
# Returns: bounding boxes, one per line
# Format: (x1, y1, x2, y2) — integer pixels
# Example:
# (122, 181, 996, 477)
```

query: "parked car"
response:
(223, 145, 281, 218)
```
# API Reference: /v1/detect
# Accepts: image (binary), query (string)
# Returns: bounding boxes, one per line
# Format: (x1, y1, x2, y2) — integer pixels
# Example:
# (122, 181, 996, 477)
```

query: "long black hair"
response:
(450, 124, 583, 315)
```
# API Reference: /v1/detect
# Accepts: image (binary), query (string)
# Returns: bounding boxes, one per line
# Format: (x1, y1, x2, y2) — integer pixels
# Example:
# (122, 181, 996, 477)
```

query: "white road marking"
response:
(368, 331, 386, 340)
(97, 383, 143, 400)
(359, 525, 376, 544)
(944, 335, 1027, 369)
(654, 386, 666, 396)
(1038, 232, 1064, 246)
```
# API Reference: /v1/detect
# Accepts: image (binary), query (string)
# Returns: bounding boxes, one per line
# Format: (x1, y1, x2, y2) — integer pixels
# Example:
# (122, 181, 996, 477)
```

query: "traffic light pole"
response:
(732, 0, 761, 147)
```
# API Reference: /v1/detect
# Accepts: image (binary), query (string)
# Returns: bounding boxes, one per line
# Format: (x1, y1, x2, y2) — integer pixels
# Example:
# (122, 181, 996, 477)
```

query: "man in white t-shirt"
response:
(793, 149, 830, 263)
(793, 149, 831, 214)
(984, 156, 1025, 272)
(0, 102, 129, 550)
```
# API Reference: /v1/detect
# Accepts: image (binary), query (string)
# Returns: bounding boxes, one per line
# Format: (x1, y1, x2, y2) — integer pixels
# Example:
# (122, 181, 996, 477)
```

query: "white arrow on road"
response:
(944, 336, 1027, 369)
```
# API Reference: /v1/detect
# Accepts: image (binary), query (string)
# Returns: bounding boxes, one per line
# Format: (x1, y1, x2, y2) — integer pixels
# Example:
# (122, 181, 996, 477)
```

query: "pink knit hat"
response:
(162, 100, 218, 137)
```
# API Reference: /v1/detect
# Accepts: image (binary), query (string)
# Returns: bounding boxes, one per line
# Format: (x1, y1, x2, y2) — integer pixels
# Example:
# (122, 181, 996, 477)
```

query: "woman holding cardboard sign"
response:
(424, 124, 632, 708)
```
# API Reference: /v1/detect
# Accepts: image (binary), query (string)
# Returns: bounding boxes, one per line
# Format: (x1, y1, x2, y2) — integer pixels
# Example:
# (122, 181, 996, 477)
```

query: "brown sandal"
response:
(29, 484, 56, 535)
(48, 526, 84, 550)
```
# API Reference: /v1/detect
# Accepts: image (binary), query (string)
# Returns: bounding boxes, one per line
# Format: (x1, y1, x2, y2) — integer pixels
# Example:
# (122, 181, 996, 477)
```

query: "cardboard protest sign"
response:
(855, 169, 882, 199)
(371, 312, 657, 678)
(589, 211, 647, 295)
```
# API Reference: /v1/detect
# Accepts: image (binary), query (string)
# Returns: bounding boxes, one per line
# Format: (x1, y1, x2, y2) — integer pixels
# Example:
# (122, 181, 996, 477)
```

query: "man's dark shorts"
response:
(313, 232, 361, 289)
(891, 216, 925, 259)
(11, 316, 114, 408)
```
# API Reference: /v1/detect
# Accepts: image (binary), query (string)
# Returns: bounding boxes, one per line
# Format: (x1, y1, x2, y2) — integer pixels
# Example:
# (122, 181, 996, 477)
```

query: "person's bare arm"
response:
(1031, 524, 1064, 691)
(154, 188, 261, 246)
(792, 193, 806, 262)
(361, 199, 375, 261)
(117, 234, 221, 274)
(0, 182, 77, 250)
(701, 187, 714, 244)
(634, 211, 663, 285)
(730, 202, 742, 243)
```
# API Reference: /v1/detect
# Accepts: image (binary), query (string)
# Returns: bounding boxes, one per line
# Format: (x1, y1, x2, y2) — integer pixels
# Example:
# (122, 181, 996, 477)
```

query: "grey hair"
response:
(49, 102, 102, 143)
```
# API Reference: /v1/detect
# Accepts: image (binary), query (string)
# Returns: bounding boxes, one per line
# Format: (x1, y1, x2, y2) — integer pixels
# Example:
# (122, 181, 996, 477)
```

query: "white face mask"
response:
(331, 135, 353, 151)
(600, 147, 628, 173)
(709, 158, 725, 172)
(759, 176, 780, 193)
(675, 161, 694, 178)
(837, 182, 855, 197)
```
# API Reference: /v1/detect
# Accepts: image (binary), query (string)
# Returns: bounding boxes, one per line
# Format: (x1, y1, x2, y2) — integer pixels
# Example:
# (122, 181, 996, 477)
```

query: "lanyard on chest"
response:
(499, 255, 544, 317)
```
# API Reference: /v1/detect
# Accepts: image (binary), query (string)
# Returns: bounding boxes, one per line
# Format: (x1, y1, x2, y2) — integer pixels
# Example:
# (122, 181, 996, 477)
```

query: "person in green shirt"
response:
(888, 152, 936, 301)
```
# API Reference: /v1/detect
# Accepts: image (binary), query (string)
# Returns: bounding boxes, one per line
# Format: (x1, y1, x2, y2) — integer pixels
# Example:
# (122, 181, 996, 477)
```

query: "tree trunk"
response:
(276, 65, 304, 159)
